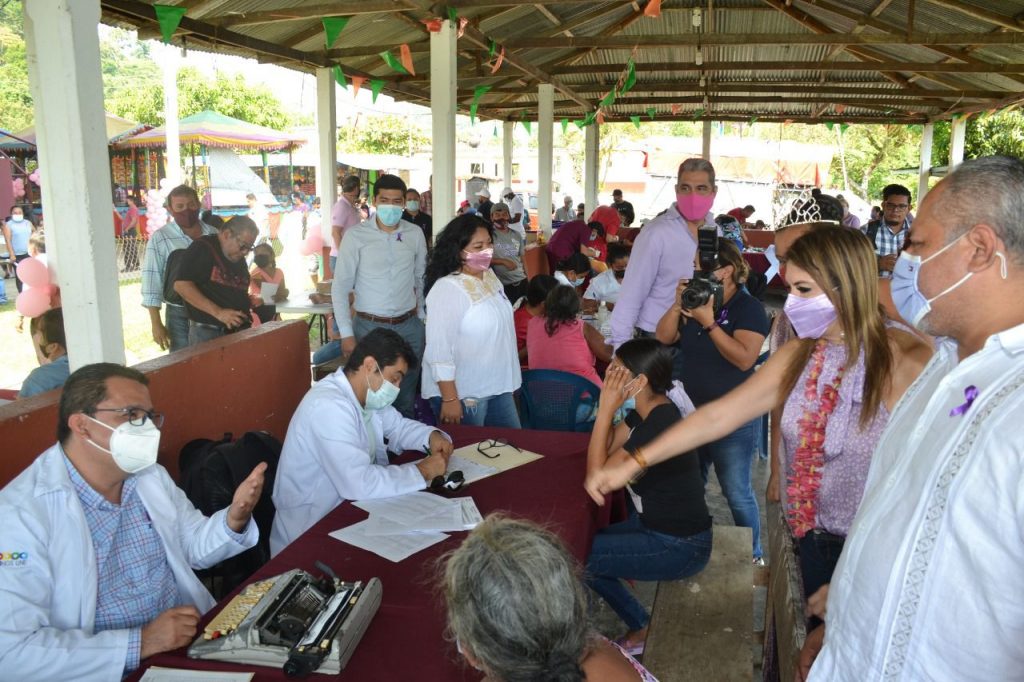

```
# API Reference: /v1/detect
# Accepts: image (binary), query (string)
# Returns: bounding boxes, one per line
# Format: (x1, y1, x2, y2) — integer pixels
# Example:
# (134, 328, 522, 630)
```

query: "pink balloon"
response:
(12, 178, 24, 198)
(28, 169, 40, 186)
(16, 257, 49, 289)
(299, 232, 322, 256)
(15, 287, 50, 317)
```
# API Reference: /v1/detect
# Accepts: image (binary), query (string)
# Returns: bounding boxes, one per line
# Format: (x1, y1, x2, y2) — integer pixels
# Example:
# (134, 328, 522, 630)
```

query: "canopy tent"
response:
(114, 110, 305, 152)
(0, 111, 146, 152)
(202, 146, 277, 207)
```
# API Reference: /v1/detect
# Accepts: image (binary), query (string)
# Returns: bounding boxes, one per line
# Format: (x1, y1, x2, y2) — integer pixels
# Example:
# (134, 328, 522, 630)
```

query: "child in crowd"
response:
(249, 243, 288, 324)
(513, 274, 558, 367)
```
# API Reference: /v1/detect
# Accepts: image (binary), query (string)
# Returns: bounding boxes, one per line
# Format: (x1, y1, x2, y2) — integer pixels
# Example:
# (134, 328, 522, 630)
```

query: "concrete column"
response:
(162, 44, 182, 186)
(949, 117, 967, 170)
(918, 122, 934, 203)
(23, 0, 125, 367)
(503, 121, 514, 190)
(315, 67, 337, 206)
(702, 120, 712, 160)
(538, 83, 554, 237)
(430, 20, 457, 223)
(584, 122, 599, 214)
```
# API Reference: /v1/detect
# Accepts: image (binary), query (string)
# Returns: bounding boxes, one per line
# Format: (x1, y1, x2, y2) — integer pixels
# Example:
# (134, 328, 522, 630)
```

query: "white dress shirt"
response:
(422, 271, 522, 400)
(330, 216, 427, 338)
(810, 322, 1024, 681)
(270, 371, 442, 556)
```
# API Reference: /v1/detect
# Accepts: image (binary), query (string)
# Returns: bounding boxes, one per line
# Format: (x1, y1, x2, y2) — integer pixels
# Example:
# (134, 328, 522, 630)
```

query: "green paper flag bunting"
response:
(647, 107, 657, 120)
(631, 115, 642, 129)
(154, 4, 187, 45)
(489, 39, 497, 57)
(380, 51, 409, 75)
(322, 17, 349, 49)
(825, 122, 834, 131)
(522, 120, 532, 134)
(693, 108, 704, 119)
(448, 7, 458, 24)
(332, 66, 345, 87)
(621, 60, 636, 95)
(470, 104, 479, 124)
(561, 119, 569, 134)
(370, 79, 385, 103)
(840, 123, 850, 134)
(574, 120, 585, 130)
(493, 125, 499, 138)
(600, 90, 617, 108)
(472, 85, 491, 103)
(583, 112, 596, 127)
(750, 116, 759, 125)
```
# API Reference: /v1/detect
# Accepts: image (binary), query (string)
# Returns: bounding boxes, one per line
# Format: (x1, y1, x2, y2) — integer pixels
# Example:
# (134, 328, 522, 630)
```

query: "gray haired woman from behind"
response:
(442, 515, 658, 681)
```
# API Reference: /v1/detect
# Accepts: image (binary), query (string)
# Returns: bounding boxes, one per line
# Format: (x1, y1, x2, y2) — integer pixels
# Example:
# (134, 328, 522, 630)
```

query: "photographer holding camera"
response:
(655, 238, 769, 563)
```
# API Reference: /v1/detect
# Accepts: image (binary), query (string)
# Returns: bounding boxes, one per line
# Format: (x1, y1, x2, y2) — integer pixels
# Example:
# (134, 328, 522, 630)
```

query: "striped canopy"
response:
(114, 110, 304, 152)
(0, 112, 146, 152)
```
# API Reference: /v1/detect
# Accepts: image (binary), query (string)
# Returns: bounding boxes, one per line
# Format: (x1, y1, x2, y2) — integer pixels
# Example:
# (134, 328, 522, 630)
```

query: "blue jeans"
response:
(428, 392, 521, 429)
(698, 418, 762, 559)
(313, 339, 341, 365)
(166, 304, 191, 353)
(586, 513, 712, 631)
(352, 314, 424, 419)
(329, 255, 337, 274)
(188, 320, 225, 346)
(797, 530, 845, 628)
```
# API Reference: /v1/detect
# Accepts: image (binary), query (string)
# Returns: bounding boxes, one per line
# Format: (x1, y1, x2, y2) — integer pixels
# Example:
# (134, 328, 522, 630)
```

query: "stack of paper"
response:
(330, 492, 483, 563)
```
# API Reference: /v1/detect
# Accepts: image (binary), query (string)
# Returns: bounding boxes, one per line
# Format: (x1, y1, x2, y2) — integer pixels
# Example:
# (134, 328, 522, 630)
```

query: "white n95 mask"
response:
(86, 416, 161, 474)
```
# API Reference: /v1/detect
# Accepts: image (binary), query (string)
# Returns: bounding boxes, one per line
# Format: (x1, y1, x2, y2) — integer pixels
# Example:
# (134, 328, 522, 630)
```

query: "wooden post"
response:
(431, 19, 457, 223)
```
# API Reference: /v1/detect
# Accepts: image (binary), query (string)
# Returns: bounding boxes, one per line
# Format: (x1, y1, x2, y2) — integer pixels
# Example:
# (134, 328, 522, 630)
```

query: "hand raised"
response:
(227, 462, 267, 533)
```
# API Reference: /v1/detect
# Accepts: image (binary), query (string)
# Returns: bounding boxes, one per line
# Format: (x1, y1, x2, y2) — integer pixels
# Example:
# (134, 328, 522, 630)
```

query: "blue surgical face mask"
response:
(365, 363, 400, 410)
(406, 200, 420, 212)
(621, 376, 642, 413)
(891, 232, 992, 328)
(376, 204, 403, 227)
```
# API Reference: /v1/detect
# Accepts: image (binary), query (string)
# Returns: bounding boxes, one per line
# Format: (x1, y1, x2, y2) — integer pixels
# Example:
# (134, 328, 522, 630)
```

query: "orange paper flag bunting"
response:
(422, 18, 443, 32)
(644, 0, 662, 18)
(490, 47, 505, 74)
(399, 44, 415, 76)
(835, 104, 847, 114)
(350, 76, 367, 98)
(671, 103, 682, 115)
(596, 111, 606, 125)
(457, 17, 469, 38)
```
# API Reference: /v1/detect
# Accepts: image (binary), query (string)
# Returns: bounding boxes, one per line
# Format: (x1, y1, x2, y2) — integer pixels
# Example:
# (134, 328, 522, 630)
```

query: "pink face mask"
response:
(463, 248, 493, 272)
(783, 292, 838, 339)
(677, 193, 715, 222)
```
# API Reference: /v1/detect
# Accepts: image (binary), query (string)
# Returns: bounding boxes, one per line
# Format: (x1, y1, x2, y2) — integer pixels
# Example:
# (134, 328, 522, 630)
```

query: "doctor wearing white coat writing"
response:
(270, 328, 452, 556)
(0, 363, 265, 681)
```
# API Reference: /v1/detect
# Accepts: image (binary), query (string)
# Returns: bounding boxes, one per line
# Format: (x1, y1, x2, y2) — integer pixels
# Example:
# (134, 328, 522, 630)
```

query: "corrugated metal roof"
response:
(99, 0, 1024, 124)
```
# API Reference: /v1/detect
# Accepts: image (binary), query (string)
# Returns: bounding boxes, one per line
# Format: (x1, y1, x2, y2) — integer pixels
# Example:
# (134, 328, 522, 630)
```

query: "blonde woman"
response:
(587, 226, 931, 606)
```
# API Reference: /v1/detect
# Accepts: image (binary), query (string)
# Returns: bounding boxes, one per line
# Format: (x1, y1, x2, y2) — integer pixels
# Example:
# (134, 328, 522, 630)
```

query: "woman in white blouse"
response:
(423, 214, 522, 428)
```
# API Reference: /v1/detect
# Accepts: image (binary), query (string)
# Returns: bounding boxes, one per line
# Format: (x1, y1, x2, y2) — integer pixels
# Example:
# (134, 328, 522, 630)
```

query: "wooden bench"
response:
(643, 525, 754, 681)
(761, 502, 807, 682)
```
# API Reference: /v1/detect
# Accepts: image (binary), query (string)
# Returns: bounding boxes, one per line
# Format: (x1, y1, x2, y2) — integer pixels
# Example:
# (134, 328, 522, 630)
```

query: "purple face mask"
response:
(783, 292, 837, 339)
(463, 248, 493, 272)
(676, 193, 715, 222)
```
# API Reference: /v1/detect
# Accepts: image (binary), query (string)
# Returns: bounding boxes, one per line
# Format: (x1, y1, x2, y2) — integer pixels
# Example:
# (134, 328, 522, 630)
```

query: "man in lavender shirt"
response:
(609, 158, 721, 348)
(330, 175, 362, 275)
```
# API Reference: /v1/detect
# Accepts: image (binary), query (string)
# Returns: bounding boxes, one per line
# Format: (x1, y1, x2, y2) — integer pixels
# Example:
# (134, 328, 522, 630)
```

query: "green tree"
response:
(0, 6, 32, 133)
(338, 114, 430, 155)
(933, 110, 1024, 165)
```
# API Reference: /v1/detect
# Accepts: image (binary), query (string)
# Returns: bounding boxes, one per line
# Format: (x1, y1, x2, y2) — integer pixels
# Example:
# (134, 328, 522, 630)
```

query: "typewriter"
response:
(188, 565, 382, 678)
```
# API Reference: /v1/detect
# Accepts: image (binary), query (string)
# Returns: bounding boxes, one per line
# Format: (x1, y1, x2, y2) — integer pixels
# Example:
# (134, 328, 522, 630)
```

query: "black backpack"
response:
(178, 431, 282, 598)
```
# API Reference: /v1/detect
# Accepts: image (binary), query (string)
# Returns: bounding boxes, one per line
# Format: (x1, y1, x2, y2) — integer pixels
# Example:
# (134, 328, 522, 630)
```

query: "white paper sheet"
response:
(139, 667, 253, 682)
(360, 497, 482, 535)
(446, 454, 499, 484)
(329, 519, 448, 562)
(259, 282, 279, 304)
(353, 491, 459, 525)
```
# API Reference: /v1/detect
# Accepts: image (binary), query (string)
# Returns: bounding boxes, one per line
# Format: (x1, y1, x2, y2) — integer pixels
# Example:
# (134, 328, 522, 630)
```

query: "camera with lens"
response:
(680, 225, 724, 312)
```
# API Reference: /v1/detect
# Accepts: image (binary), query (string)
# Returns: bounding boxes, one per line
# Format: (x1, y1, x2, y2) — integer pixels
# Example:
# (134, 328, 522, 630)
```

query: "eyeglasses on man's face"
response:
(230, 230, 256, 253)
(883, 201, 910, 212)
(476, 438, 522, 459)
(90, 406, 165, 429)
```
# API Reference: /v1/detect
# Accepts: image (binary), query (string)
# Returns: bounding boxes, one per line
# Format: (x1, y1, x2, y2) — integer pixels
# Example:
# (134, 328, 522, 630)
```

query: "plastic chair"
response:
(519, 369, 601, 433)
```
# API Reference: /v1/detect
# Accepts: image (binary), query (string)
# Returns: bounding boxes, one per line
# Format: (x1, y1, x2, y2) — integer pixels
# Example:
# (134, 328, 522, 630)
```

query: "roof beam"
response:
(922, 0, 1024, 32)
(207, 1, 417, 27)
(494, 112, 929, 124)
(534, 5, 572, 37)
(488, 95, 947, 110)
(466, 83, 1006, 100)
(544, 61, 1024, 75)
(505, 32, 1024, 48)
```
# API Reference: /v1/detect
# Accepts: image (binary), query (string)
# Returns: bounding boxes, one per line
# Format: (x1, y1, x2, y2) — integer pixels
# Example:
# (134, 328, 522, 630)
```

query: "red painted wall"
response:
(0, 321, 311, 488)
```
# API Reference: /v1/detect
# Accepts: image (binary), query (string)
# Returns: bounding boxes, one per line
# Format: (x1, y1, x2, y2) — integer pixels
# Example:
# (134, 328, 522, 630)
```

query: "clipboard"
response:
(445, 440, 544, 485)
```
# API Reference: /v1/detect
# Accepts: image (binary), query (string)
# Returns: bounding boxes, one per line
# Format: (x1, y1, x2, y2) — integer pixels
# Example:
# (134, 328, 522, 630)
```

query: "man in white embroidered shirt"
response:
(270, 329, 452, 556)
(0, 363, 264, 680)
(800, 156, 1024, 681)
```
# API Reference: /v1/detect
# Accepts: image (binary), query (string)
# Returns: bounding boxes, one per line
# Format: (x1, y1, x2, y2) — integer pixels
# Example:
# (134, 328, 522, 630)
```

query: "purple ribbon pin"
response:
(949, 385, 978, 417)
(716, 308, 729, 326)
(395, 233, 403, 242)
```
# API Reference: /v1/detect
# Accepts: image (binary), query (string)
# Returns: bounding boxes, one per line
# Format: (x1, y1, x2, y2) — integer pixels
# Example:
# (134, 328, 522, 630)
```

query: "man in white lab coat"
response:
(0, 363, 265, 681)
(270, 328, 453, 556)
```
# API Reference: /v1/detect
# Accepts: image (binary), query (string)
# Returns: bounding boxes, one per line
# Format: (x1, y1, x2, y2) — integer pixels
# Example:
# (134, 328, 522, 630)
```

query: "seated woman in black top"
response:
(655, 239, 769, 563)
(585, 338, 712, 656)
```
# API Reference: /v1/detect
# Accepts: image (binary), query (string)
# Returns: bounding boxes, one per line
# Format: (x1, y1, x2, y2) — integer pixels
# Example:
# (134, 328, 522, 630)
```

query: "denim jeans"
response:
(329, 255, 337, 274)
(797, 530, 845, 628)
(586, 513, 712, 631)
(352, 314, 424, 419)
(698, 418, 762, 559)
(166, 305, 191, 353)
(188, 321, 225, 346)
(313, 339, 342, 365)
(428, 392, 521, 429)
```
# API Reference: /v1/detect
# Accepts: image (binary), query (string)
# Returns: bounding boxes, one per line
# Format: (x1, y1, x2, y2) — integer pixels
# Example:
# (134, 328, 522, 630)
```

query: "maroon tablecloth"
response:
(129, 425, 599, 682)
